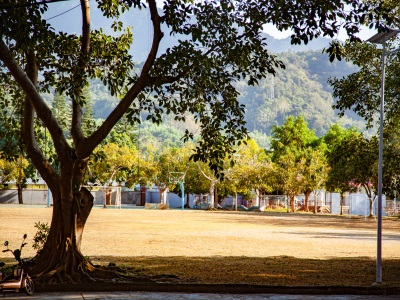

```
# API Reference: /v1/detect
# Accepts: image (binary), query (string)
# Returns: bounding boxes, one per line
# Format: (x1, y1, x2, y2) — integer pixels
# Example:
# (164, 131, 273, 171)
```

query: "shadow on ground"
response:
(88, 255, 400, 287)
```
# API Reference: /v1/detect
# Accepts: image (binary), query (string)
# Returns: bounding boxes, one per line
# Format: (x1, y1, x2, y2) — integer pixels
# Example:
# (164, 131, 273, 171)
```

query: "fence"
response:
(0, 188, 141, 206)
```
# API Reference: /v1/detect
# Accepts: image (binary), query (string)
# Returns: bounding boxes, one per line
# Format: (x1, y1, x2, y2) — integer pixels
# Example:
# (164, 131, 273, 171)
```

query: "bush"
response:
(32, 222, 50, 254)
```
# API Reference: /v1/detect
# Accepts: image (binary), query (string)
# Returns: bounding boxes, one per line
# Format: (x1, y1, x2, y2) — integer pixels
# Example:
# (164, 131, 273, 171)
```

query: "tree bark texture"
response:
(369, 198, 374, 217)
(29, 159, 97, 283)
(340, 193, 345, 215)
(17, 183, 23, 204)
(290, 195, 296, 212)
(304, 191, 311, 212)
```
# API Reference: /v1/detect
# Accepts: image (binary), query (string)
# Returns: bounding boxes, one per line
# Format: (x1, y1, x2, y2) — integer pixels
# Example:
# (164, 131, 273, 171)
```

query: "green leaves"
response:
(331, 39, 400, 129)
(88, 28, 134, 97)
(97, 0, 146, 18)
(324, 41, 343, 62)
(270, 116, 318, 161)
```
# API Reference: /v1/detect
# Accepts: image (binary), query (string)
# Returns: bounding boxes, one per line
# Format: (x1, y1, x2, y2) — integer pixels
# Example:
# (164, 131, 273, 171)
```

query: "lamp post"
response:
(367, 28, 400, 285)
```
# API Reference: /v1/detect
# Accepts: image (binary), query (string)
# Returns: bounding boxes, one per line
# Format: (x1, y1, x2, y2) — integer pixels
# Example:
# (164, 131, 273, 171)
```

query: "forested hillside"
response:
(237, 50, 363, 137)
(85, 49, 364, 143)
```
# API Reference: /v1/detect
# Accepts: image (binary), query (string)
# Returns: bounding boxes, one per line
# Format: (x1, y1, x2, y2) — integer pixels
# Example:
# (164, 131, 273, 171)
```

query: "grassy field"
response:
(0, 204, 399, 286)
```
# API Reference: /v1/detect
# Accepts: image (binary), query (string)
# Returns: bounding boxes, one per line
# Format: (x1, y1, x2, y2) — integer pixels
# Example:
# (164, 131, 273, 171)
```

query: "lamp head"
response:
(368, 29, 400, 44)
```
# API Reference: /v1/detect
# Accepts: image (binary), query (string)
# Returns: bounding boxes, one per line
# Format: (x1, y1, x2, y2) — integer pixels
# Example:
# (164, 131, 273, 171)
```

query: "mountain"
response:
(237, 51, 363, 137)
(263, 33, 333, 53)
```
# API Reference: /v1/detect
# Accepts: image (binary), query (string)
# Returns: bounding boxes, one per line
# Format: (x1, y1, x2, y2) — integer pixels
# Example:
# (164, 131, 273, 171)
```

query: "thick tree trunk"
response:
(1, 1, 162, 284)
(28, 160, 116, 283)
(290, 195, 296, 212)
(185, 193, 190, 208)
(369, 198, 374, 217)
(30, 185, 94, 282)
(304, 191, 311, 212)
(340, 193, 345, 215)
(17, 183, 23, 204)
(208, 181, 215, 208)
(158, 187, 167, 205)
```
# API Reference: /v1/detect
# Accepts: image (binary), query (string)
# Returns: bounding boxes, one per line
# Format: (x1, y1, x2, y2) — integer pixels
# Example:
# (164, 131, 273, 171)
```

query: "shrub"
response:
(32, 222, 50, 254)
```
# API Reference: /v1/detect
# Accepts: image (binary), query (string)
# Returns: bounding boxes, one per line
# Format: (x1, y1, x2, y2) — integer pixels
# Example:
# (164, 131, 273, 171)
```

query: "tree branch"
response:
(76, 0, 163, 158)
(23, 50, 59, 189)
(71, 0, 91, 146)
(0, 40, 70, 170)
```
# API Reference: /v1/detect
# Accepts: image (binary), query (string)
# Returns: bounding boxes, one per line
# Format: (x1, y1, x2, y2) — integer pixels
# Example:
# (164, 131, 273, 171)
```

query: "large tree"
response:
(276, 151, 305, 212)
(328, 132, 379, 217)
(300, 147, 329, 213)
(324, 124, 360, 215)
(270, 116, 318, 211)
(0, 154, 30, 203)
(0, 0, 394, 282)
(329, 3, 400, 214)
(330, 0, 400, 127)
(226, 139, 274, 208)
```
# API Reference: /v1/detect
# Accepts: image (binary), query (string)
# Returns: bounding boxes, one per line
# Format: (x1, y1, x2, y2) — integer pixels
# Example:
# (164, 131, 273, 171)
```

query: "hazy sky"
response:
(263, 23, 376, 42)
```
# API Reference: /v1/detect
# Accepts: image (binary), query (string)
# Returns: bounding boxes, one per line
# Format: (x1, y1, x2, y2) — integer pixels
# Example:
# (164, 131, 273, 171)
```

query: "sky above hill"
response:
(263, 23, 375, 41)
(45, 0, 382, 55)
(44, 1, 377, 45)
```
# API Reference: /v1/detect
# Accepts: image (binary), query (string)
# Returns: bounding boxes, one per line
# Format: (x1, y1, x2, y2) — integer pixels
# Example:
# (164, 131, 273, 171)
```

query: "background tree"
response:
(306, 149, 330, 213)
(219, 153, 245, 209)
(51, 91, 71, 136)
(227, 139, 274, 208)
(329, 10, 400, 208)
(351, 136, 379, 217)
(182, 161, 210, 208)
(275, 151, 305, 212)
(0, 0, 394, 282)
(331, 0, 400, 128)
(197, 160, 220, 209)
(86, 143, 137, 187)
(104, 116, 138, 149)
(383, 119, 400, 199)
(329, 133, 378, 217)
(270, 116, 318, 211)
(0, 74, 37, 203)
(299, 147, 329, 212)
(152, 146, 187, 205)
(324, 124, 360, 215)
(270, 116, 318, 161)
(81, 85, 97, 136)
(0, 154, 30, 202)
(168, 143, 207, 208)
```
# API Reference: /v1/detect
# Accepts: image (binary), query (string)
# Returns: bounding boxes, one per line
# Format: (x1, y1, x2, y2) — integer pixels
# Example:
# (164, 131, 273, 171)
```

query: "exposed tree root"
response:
(29, 258, 123, 284)
(26, 187, 140, 284)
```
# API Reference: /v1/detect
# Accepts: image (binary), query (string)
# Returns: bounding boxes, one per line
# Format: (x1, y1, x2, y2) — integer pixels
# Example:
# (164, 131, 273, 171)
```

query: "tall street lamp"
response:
(367, 28, 400, 285)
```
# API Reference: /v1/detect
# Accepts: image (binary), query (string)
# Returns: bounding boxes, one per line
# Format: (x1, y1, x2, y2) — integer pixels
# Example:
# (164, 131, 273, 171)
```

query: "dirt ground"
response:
(0, 205, 399, 287)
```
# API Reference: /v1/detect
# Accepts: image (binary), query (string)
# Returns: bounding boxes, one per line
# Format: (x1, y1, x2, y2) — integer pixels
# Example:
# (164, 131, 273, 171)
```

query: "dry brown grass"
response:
(0, 205, 399, 286)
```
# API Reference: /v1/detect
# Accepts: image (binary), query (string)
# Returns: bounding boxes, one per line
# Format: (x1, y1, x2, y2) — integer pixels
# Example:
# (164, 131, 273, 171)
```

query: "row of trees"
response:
(87, 115, 398, 219)
(2, 108, 387, 218)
